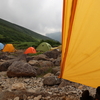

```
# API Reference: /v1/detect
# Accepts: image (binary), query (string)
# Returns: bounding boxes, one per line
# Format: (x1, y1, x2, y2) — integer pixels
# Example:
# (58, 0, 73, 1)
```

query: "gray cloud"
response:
(0, 0, 63, 35)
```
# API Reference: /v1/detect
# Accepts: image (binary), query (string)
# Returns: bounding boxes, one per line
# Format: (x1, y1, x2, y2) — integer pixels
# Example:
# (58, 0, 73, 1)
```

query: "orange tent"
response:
(2, 44, 16, 52)
(24, 47, 36, 54)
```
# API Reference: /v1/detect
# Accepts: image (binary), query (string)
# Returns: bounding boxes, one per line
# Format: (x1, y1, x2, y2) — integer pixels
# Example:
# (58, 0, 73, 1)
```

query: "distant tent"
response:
(2, 44, 16, 52)
(36, 42, 52, 52)
(0, 43, 4, 50)
(24, 47, 36, 54)
(50, 45, 62, 51)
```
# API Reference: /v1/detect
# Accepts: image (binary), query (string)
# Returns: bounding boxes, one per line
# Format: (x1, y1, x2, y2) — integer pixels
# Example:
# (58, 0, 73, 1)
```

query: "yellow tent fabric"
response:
(2, 44, 16, 52)
(60, 0, 100, 88)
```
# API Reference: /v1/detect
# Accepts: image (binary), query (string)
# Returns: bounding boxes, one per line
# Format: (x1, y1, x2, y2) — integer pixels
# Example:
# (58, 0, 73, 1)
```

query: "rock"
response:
(33, 54, 48, 60)
(15, 54, 27, 62)
(0, 54, 27, 72)
(28, 60, 38, 66)
(0, 90, 33, 100)
(14, 97, 20, 100)
(35, 67, 53, 76)
(59, 79, 69, 87)
(78, 85, 84, 90)
(48, 58, 55, 62)
(27, 89, 36, 93)
(11, 83, 26, 90)
(0, 88, 2, 92)
(0, 60, 13, 71)
(7, 61, 37, 77)
(0, 59, 6, 62)
(0, 71, 7, 76)
(55, 71, 60, 76)
(26, 56, 34, 62)
(34, 95, 42, 100)
(0, 52, 10, 60)
(37, 60, 54, 67)
(44, 49, 61, 59)
(24, 79, 30, 83)
(43, 76, 61, 86)
(43, 73, 54, 78)
(60, 95, 67, 100)
(52, 67, 60, 74)
(33, 61, 54, 76)
(53, 56, 61, 66)
(23, 94, 27, 100)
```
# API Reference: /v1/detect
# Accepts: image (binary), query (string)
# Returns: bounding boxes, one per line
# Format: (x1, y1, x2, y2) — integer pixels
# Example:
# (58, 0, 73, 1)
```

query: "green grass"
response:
(13, 40, 61, 50)
(13, 42, 39, 49)
(0, 18, 53, 43)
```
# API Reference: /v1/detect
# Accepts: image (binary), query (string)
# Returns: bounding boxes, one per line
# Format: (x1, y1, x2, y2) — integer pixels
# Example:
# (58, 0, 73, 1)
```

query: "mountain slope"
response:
(0, 18, 52, 43)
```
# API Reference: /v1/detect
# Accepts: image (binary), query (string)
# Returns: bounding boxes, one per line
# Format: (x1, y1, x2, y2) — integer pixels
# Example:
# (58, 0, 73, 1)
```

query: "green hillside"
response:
(0, 18, 52, 43)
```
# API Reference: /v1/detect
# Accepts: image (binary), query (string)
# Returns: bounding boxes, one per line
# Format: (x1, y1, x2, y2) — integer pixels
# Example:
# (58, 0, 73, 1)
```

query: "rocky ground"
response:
(0, 50, 96, 100)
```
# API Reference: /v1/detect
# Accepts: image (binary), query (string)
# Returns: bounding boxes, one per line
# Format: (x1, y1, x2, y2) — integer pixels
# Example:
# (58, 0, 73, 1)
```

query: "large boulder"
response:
(7, 61, 37, 77)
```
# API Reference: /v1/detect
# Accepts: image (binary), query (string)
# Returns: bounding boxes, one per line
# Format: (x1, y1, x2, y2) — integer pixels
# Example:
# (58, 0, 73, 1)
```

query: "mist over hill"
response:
(46, 32, 61, 43)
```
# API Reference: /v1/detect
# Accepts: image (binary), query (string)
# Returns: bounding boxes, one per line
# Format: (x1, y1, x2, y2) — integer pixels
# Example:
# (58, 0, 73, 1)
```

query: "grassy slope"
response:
(0, 18, 52, 43)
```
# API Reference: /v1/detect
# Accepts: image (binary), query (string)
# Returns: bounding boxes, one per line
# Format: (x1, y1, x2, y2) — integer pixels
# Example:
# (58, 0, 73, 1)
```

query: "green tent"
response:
(36, 42, 52, 52)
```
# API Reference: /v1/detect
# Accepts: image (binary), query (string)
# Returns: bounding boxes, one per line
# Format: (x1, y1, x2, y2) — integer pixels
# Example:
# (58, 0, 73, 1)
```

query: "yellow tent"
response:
(2, 44, 16, 52)
(50, 45, 62, 51)
(60, 0, 100, 88)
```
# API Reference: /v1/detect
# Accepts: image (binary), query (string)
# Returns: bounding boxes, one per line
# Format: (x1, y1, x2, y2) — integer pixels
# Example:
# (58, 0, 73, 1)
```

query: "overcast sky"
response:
(0, 0, 63, 35)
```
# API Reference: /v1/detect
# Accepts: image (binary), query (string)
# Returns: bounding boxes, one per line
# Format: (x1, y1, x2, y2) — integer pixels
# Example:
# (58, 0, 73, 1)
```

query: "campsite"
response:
(1, 0, 100, 100)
